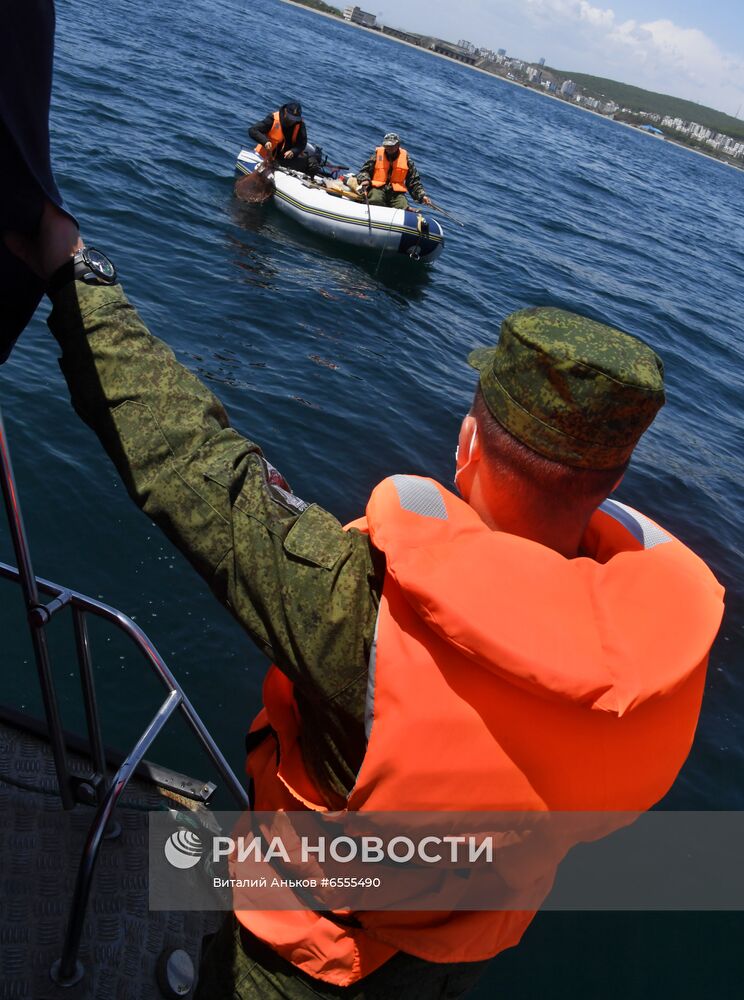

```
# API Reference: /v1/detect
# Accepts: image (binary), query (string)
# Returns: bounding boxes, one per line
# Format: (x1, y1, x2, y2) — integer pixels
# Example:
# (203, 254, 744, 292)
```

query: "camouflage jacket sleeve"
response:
(47, 283, 380, 723)
(405, 157, 426, 202)
(355, 154, 376, 185)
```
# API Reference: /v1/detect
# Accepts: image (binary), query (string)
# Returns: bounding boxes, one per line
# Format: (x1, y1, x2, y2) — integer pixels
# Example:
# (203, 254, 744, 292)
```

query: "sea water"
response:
(1, 0, 742, 994)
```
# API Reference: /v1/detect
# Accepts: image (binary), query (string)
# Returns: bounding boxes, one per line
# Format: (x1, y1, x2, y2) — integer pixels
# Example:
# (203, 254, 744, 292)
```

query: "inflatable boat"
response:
(235, 149, 445, 262)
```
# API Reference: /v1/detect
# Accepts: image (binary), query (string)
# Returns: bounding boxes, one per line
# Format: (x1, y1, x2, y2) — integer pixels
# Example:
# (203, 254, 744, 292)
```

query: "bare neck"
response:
(468, 480, 591, 559)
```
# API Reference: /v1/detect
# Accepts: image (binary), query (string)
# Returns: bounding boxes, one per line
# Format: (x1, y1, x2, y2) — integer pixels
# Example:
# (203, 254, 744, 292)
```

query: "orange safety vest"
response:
(371, 146, 409, 191)
(255, 111, 300, 159)
(236, 476, 724, 986)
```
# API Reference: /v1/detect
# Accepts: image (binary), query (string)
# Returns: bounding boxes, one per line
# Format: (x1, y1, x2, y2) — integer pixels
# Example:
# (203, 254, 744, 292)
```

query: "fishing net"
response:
(235, 161, 275, 204)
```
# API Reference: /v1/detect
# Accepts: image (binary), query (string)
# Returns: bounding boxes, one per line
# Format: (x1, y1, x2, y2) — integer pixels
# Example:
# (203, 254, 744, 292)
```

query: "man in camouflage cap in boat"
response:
(357, 132, 432, 209)
(5, 205, 723, 998)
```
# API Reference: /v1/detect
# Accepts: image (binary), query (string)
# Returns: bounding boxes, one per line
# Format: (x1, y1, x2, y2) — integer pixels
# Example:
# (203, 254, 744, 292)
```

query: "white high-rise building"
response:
(343, 6, 376, 27)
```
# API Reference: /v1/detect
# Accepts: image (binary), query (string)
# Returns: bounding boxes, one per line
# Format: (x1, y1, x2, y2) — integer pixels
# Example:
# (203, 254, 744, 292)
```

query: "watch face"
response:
(83, 247, 116, 282)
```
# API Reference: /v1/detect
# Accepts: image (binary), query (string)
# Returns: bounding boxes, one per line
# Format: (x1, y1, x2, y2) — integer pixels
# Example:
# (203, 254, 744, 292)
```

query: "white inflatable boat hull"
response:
(235, 149, 444, 261)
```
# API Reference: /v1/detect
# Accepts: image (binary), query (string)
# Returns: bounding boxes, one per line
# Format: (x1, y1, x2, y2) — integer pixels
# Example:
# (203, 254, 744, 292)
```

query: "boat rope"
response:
(373, 205, 399, 275)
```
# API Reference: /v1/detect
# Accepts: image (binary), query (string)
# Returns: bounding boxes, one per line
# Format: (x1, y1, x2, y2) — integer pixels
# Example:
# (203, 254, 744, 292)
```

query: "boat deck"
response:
(0, 717, 220, 999)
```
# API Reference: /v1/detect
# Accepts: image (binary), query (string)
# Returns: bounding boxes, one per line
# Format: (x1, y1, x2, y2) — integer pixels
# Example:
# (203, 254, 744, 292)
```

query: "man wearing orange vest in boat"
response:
(5, 204, 725, 997)
(357, 132, 433, 210)
(248, 101, 319, 176)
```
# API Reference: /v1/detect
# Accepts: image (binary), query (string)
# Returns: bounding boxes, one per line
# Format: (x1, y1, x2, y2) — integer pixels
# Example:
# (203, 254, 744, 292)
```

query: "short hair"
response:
(471, 384, 627, 508)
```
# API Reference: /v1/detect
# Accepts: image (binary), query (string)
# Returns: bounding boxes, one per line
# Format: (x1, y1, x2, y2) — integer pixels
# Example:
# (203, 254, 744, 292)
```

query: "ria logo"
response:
(164, 828, 203, 870)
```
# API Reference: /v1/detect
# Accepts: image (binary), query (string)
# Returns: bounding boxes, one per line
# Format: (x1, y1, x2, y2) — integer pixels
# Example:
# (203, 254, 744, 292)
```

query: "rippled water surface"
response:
(1, 0, 743, 994)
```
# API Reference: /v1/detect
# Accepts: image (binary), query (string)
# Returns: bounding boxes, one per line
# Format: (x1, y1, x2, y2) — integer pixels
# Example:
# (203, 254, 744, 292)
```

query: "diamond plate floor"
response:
(0, 719, 221, 999)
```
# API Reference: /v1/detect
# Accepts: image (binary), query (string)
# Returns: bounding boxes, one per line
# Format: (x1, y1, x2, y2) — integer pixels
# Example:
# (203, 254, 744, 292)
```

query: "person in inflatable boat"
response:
(357, 131, 433, 209)
(249, 101, 319, 176)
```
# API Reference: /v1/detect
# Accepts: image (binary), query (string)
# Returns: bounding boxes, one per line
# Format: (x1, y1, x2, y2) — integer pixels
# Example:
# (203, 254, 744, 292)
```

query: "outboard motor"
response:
(305, 143, 345, 179)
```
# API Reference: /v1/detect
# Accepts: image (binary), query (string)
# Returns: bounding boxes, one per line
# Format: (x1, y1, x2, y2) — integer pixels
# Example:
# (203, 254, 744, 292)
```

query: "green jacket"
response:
(49, 282, 379, 806)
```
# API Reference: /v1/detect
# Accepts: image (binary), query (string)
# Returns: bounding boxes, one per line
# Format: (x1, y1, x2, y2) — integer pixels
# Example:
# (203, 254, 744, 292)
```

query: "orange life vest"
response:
(255, 111, 300, 159)
(236, 476, 724, 985)
(371, 146, 409, 191)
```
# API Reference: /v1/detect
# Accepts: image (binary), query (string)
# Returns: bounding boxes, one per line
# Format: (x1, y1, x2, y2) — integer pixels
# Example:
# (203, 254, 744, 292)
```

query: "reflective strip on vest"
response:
(600, 498, 671, 550)
(368, 476, 446, 741)
(391, 474, 448, 519)
(365, 616, 379, 741)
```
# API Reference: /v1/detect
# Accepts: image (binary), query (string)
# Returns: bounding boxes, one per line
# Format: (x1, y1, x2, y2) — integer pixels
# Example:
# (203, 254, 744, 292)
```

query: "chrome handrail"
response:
(0, 408, 250, 986)
(0, 410, 75, 808)
(0, 558, 251, 809)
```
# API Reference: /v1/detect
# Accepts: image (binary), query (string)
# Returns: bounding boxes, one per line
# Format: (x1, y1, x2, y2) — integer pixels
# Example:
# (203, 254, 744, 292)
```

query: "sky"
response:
(373, 0, 744, 117)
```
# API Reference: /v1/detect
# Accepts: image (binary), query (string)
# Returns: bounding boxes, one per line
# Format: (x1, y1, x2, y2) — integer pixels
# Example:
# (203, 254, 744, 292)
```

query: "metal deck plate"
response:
(0, 720, 220, 999)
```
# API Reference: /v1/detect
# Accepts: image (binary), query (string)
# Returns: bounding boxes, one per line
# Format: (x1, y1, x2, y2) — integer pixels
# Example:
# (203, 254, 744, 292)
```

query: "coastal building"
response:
(560, 80, 576, 96)
(381, 24, 423, 45)
(427, 38, 478, 64)
(690, 124, 713, 141)
(343, 6, 376, 28)
(457, 39, 477, 53)
(526, 66, 542, 82)
(497, 48, 506, 57)
(538, 57, 546, 66)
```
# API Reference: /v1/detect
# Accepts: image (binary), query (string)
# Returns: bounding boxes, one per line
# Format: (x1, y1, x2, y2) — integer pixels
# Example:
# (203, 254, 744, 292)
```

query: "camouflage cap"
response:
(382, 132, 401, 146)
(467, 307, 665, 470)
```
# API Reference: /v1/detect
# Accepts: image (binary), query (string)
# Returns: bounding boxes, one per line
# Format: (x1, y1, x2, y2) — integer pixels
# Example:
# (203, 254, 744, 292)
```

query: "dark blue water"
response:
(1, 0, 743, 994)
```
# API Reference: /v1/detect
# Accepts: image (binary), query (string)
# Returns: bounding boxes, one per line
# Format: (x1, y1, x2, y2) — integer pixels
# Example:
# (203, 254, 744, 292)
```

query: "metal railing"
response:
(0, 408, 250, 987)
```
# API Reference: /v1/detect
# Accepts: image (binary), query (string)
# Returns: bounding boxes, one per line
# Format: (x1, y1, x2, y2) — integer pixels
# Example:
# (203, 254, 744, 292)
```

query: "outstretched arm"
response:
(4, 204, 381, 709)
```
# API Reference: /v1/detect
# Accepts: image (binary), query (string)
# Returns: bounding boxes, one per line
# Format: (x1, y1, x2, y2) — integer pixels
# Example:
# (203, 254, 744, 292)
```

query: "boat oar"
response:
(425, 199, 465, 227)
(363, 189, 372, 234)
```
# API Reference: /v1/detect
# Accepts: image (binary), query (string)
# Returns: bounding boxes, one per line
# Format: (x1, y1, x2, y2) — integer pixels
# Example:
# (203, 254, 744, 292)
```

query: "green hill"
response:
(288, 0, 342, 16)
(545, 69, 744, 141)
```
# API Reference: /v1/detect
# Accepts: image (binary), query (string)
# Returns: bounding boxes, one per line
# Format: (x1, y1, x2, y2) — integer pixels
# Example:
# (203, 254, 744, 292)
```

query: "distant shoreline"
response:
(279, 0, 742, 174)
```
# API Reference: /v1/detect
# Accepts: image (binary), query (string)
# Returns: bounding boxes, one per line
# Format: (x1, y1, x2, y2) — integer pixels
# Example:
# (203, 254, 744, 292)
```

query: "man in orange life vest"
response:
(5, 203, 725, 998)
(357, 132, 433, 210)
(248, 101, 319, 176)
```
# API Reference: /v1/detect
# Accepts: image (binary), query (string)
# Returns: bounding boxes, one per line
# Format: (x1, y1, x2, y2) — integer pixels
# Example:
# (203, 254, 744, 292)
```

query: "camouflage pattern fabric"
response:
(48, 283, 378, 805)
(194, 914, 489, 999)
(468, 307, 666, 470)
(368, 187, 409, 210)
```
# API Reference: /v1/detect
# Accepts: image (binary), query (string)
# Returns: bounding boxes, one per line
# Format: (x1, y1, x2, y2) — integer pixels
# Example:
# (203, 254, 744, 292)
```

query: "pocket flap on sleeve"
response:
(283, 505, 350, 570)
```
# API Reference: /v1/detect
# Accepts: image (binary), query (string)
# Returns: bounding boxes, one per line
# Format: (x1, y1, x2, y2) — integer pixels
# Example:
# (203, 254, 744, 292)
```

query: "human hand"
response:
(359, 181, 369, 194)
(265, 140, 273, 151)
(422, 195, 432, 206)
(3, 201, 83, 282)
(283, 150, 294, 159)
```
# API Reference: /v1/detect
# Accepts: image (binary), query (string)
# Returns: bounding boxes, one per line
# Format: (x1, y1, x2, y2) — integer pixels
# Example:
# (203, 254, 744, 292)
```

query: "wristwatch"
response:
(47, 246, 118, 296)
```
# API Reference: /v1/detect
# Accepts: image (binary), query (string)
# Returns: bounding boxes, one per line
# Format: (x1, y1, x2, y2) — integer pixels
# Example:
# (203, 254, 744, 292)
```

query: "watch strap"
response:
(47, 248, 116, 297)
